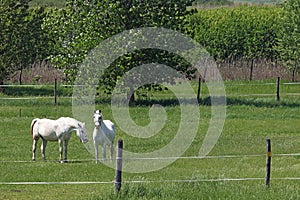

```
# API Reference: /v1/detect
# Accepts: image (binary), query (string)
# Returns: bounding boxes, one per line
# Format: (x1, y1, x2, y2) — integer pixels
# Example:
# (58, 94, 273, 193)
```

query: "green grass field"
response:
(0, 80, 300, 199)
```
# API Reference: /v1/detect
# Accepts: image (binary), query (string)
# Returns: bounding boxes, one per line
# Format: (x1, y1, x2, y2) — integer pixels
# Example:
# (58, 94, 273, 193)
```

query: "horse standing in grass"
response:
(30, 117, 88, 163)
(93, 110, 115, 163)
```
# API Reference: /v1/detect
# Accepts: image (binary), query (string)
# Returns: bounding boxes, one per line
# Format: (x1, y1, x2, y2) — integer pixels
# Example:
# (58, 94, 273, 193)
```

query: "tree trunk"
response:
(19, 66, 23, 85)
(292, 61, 297, 82)
(0, 80, 4, 92)
(197, 75, 202, 103)
(124, 0, 132, 30)
(249, 59, 254, 81)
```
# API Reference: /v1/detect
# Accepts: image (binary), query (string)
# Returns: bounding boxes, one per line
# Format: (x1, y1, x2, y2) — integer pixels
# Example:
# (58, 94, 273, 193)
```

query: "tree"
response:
(44, 0, 196, 102)
(187, 5, 281, 80)
(0, 0, 30, 84)
(100, 0, 196, 102)
(43, 0, 116, 83)
(0, 0, 47, 85)
(278, 0, 300, 81)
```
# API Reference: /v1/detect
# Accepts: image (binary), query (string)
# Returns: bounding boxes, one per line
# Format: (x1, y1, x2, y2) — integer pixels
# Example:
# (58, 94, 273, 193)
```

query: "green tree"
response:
(278, 0, 300, 81)
(0, 0, 31, 84)
(43, 0, 115, 83)
(100, 0, 196, 101)
(44, 0, 196, 101)
(0, 0, 47, 85)
(187, 5, 281, 80)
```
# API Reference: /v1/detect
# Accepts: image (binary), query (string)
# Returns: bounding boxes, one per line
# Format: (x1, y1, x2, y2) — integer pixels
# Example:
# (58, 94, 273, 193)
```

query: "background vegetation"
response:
(1, 0, 299, 91)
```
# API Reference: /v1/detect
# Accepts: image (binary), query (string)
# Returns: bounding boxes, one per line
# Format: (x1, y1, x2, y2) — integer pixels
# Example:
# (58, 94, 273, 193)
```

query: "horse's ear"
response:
(94, 110, 101, 114)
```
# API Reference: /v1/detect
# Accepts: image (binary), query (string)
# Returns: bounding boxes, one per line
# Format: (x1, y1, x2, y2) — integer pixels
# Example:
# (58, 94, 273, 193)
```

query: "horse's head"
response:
(77, 122, 89, 143)
(93, 110, 103, 128)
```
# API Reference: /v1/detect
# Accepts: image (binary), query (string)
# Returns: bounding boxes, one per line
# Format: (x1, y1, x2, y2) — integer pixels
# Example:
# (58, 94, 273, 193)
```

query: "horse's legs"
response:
(110, 143, 114, 161)
(32, 139, 38, 161)
(94, 141, 99, 164)
(41, 139, 48, 161)
(64, 140, 69, 162)
(102, 145, 107, 162)
(58, 139, 63, 163)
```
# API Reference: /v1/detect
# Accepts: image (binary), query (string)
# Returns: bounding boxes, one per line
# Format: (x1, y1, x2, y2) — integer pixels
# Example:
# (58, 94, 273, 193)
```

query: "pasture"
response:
(1, 80, 300, 199)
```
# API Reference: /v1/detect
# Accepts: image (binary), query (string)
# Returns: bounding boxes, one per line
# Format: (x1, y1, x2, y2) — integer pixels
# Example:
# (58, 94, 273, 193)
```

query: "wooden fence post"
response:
(197, 76, 202, 104)
(265, 139, 272, 187)
(115, 139, 123, 194)
(54, 78, 57, 105)
(276, 77, 280, 101)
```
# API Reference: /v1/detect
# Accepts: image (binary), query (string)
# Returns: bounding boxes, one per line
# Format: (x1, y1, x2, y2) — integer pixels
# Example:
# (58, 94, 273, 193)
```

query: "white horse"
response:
(93, 110, 115, 163)
(30, 117, 88, 163)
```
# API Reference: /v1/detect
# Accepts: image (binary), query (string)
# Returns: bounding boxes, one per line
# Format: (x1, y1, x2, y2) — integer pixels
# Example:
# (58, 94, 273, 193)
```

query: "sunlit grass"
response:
(1, 80, 300, 199)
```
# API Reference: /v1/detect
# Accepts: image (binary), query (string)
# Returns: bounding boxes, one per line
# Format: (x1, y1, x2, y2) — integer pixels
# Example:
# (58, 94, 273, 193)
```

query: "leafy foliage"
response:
(187, 5, 281, 62)
(0, 0, 31, 84)
(1, 0, 300, 89)
(43, 0, 196, 101)
(0, 0, 49, 84)
(277, 0, 300, 81)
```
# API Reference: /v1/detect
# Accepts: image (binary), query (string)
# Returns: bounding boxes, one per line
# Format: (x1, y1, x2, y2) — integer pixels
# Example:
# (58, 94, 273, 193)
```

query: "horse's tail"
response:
(30, 118, 39, 137)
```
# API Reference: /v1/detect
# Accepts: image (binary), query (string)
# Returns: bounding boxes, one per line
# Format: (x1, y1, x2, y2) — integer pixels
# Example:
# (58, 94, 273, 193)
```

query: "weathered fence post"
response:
(54, 78, 57, 105)
(197, 76, 202, 104)
(276, 77, 280, 101)
(114, 139, 123, 194)
(265, 139, 272, 187)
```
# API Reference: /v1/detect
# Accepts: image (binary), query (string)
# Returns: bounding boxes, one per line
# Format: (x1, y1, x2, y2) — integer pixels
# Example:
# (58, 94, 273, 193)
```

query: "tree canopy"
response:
(277, 0, 300, 81)
(0, 0, 49, 85)
(1, 0, 300, 88)
(42, 0, 196, 101)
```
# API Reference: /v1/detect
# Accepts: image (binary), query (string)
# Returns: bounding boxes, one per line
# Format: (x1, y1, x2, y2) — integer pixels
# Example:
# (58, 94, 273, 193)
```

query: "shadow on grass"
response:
(107, 96, 300, 108)
(1, 85, 72, 96)
(225, 97, 300, 108)
(1, 87, 299, 108)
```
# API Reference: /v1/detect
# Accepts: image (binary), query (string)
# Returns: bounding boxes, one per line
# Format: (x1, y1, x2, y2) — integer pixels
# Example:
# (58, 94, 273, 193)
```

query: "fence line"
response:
(0, 181, 113, 185)
(1, 81, 300, 88)
(0, 84, 91, 87)
(3, 177, 300, 185)
(0, 178, 265, 185)
(2, 152, 300, 186)
(1, 152, 300, 164)
(1, 93, 300, 101)
(1, 81, 300, 103)
(0, 97, 72, 100)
